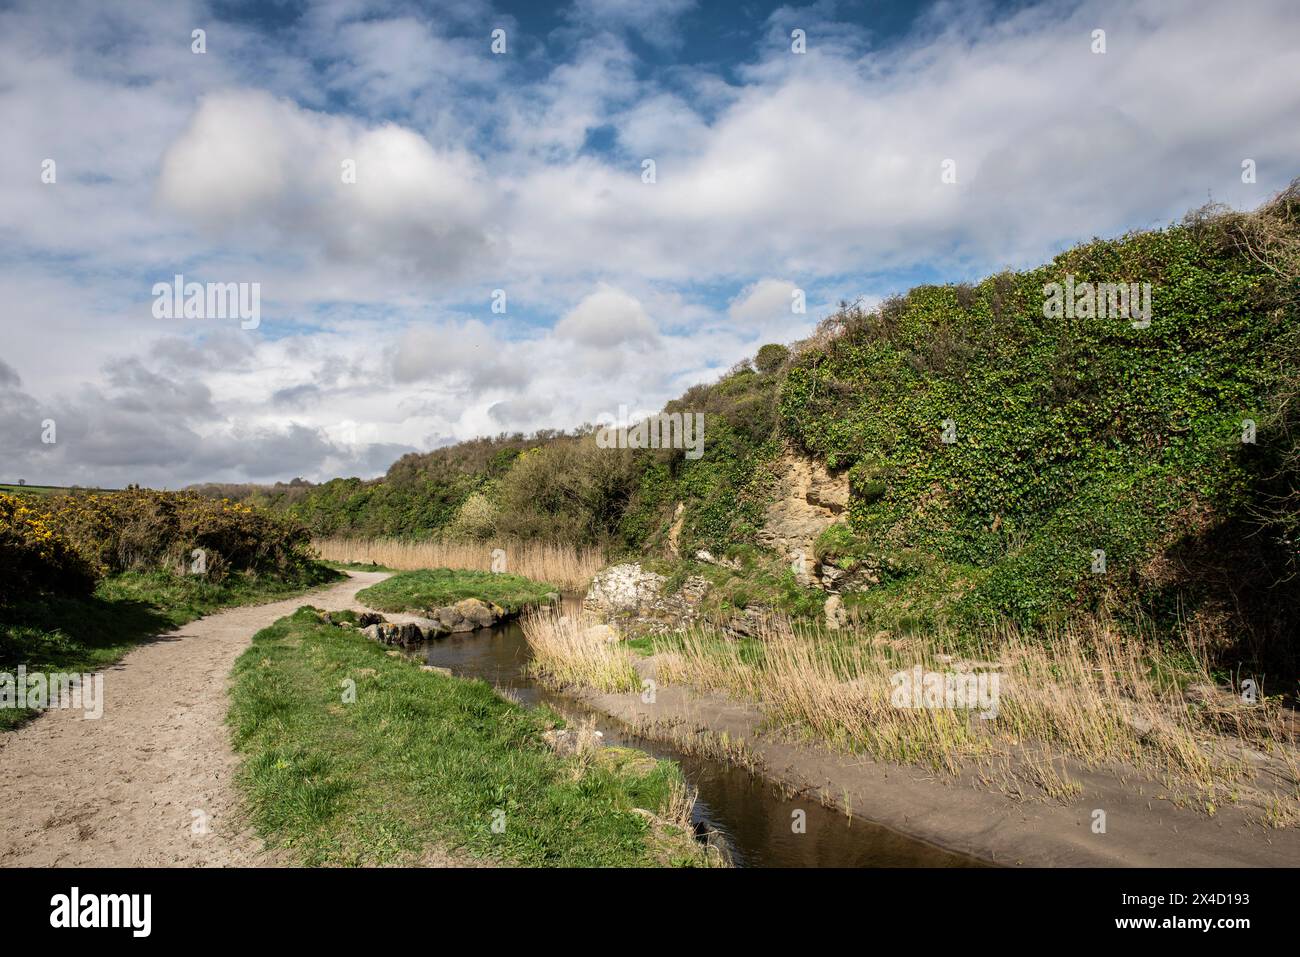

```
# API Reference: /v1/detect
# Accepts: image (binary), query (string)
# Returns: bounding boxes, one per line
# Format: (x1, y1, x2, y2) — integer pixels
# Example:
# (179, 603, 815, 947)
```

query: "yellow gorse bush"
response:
(0, 492, 98, 602)
(0, 488, 315, 603)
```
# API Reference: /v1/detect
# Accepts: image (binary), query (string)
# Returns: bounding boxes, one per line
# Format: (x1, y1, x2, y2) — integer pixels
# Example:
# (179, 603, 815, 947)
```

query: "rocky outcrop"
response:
(583, 562, 711, 627)
(823, 594, 847, 630)
(695, 549, 740, 570)
(756, 451, 850, 585)
(818, 559, 880, 594)
(362, 621, 434, 647)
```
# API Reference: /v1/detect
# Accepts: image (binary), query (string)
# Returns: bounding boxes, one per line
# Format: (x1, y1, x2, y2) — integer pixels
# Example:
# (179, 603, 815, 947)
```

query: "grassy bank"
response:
(356, 567, 557, 615)
(228, 607, 716, 866)
(0, 565, 341, 731)
(315, 537, 604, 592)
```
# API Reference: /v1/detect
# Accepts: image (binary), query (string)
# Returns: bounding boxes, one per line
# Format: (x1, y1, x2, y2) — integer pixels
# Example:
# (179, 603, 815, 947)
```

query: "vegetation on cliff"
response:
(199, 185, 1299, 674)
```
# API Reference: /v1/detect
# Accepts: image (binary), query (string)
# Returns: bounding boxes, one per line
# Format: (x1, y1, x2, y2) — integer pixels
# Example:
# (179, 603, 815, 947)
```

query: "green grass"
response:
(0, 564, 342, 731)
(355, 567, 557, 615)
(322, 559, 397, 573)
(228, 607, 712, 866)
(0, 483, 62, 497)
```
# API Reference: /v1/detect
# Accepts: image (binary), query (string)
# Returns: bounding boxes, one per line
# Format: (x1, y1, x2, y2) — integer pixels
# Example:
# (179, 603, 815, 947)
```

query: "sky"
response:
(0, 0, 1297, 488)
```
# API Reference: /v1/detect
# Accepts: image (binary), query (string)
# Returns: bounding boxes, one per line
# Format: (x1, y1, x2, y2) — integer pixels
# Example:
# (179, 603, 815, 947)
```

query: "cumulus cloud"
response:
(2, 0, 1298, 486)
(157, 89, 502, 284)
(555, 286, 659, 348)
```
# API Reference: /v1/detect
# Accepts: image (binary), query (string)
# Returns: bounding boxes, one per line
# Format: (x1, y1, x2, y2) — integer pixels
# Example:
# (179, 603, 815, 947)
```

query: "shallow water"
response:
(416, 620, 984, 868)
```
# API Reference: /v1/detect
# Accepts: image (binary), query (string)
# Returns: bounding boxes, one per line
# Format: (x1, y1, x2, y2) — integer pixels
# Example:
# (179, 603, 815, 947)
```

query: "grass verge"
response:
(0, 564, 342, 731)
(355, 567, 557, 615)
(228, 607, 716, 866)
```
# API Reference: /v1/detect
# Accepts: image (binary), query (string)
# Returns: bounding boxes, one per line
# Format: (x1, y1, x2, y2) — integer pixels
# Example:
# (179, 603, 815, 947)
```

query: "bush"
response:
(0, 492, 98, 604)
(44, 489, 313, 582)
(754, 343, 790, 374)
(779, 185, 1299, 635)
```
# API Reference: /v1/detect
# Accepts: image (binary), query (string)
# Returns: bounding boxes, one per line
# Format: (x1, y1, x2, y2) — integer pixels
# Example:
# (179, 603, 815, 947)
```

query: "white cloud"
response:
(566, 0, 698, 49)
(156, 89, 502, 286)
(2, 0, 1298, 485)
(555, 286, 659, 348)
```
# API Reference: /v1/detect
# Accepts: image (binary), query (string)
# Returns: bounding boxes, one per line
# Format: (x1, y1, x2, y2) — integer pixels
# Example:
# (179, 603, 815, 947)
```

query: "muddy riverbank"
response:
(412, 619, 983, 867)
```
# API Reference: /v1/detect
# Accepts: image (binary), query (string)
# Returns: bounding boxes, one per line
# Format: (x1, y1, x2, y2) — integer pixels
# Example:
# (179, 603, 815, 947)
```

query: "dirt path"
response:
(0, 571, 392, 867)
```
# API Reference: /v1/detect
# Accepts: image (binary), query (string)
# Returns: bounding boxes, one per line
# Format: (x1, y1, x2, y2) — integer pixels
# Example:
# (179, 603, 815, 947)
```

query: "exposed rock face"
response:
(824, 594, 847, 630)
(583, 562, 711, 625)
(695, 549, 741, 570)
(666, 502, 686, 557)
(819, 559, 880, 594)
(756, 451, 850, 584)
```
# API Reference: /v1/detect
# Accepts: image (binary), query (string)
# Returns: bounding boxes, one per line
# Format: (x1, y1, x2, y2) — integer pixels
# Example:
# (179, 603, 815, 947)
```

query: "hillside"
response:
(204, 184, 1300, 674)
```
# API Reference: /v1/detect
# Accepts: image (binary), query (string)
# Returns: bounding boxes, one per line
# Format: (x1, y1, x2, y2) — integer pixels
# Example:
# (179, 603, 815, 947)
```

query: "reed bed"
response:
(314, 536, 605, 592)
(521, 606, 641, 693)
(523, 606, 1300, 816)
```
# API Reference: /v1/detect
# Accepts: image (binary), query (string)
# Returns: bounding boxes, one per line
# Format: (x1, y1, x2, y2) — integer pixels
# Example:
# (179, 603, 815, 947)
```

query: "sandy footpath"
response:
(0, 571, 391, 867)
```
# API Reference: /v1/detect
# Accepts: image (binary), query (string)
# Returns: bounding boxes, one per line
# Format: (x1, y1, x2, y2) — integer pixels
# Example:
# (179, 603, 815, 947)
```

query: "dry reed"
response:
(523, 605, 1299, 816)
(521, 606, 640, 692)
(314, 536, 605, 592)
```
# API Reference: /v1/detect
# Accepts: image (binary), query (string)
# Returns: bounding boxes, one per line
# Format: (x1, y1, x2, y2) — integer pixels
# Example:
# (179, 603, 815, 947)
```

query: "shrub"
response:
(0, 492, 98, 603)
(45, 489, 313, 581)
(754, 343, 790, 374)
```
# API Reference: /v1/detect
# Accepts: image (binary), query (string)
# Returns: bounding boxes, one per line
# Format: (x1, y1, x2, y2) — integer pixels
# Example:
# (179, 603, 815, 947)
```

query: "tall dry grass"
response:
(655, 615, 1299, 812)
(314, 537, 606, 592)
(521, 606, 640, 693)
(522, 606, 1300, 817)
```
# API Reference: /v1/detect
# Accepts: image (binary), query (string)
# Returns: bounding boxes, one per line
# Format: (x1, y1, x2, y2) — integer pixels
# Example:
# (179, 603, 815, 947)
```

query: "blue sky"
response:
(0, 0, 1296, 487)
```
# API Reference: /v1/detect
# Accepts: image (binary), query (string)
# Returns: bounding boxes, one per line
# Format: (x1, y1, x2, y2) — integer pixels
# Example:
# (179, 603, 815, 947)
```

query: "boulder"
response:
(583, 562, 711, 624)
(582, 623, 620, 643)
(431, 597, 506, 633)
(360, 621, 430, 647)
(584, 563, 669, 615)
(407, 615, 451, 638)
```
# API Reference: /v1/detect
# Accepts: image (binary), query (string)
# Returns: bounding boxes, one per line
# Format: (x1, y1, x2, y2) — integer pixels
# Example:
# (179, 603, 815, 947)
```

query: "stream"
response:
(413, 618, 985, 868)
